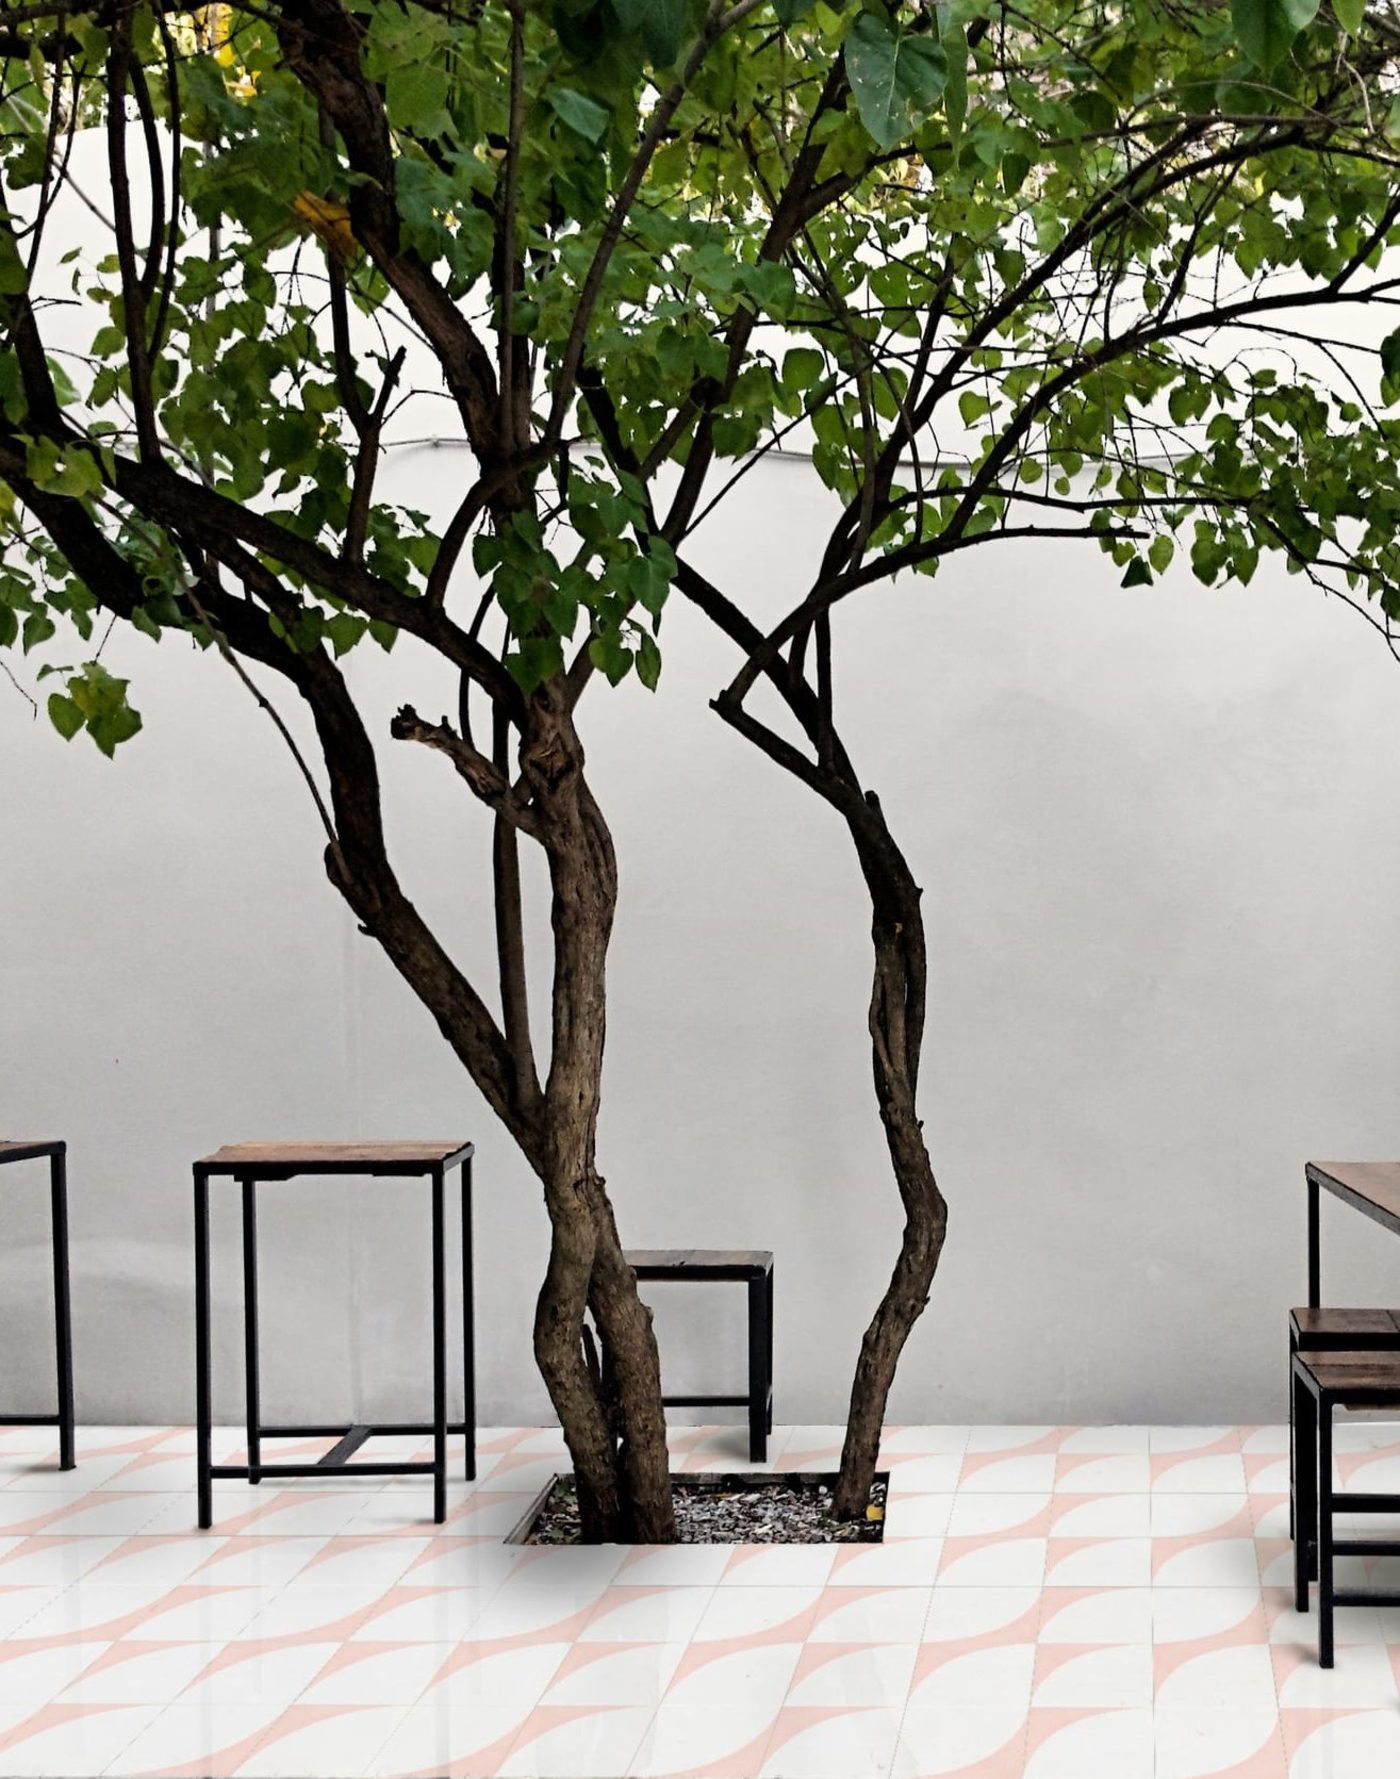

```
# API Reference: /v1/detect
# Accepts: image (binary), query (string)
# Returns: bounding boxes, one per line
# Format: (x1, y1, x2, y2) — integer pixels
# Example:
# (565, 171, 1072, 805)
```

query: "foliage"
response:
(0, 0, 1396, 761)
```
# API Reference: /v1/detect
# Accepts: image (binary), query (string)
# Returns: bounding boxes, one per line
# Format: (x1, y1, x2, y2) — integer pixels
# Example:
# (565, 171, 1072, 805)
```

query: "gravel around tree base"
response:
(523, 1472, 888, 1544)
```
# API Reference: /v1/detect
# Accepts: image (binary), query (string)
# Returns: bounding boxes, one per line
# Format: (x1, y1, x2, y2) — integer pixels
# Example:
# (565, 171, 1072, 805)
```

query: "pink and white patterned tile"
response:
(54, 1642, 226, 1707)
(241, 1704, 413, 1778)
(1059, 1427, 1152, 1455)
(0, 1640, 109, 1718)
(1155, 1707, 1286, 1779)
(1031, 1641, 1152, 1708)
(497, 1704, 655, 1777)
(880, 1495, 954, 1539)
(541, 1641, 686, 1707)
(689, 1584, 823, 1646)
(578, 1585, 715, 1646)
(906, 1642, 1035, 1714)
(937, 1536, 1047, 1587)
(1052, 1454, 1151, 1495)
(784, 1643, 915, 1709)
(807, 1587, 932, 1646)
(295, 1640, 447, 1707)
(104, 1700, 289, 1775)
(0, 1422, 1371, 1778)
(893, 1703, 1028, 1777)
(1282, 1706, 1400, 1778)
(0, 1702, 165, 1777)
(758, 1704, 903, 1778)
(627, 1705, 778, 1779)
(1022, 1706, 1153, 1779)
(721, 1546, 837, 1588)
(1039, 1586, 1154, 1646)
(827, 1539, 942, 1588)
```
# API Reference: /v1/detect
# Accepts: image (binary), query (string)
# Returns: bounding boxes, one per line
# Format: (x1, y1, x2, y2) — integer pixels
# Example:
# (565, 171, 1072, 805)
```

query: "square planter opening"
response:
(508, 1470, 890, 1544)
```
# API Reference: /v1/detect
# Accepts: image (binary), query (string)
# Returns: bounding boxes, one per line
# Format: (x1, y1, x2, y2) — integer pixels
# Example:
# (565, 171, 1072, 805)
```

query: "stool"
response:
(194, 1141, 475, 1528)
(1288, 1308, 1400, 1537)
(0, 1141, 75, 1470)
(1292, 1347, 1400, 1667)
(625, 1249, 773, 1461)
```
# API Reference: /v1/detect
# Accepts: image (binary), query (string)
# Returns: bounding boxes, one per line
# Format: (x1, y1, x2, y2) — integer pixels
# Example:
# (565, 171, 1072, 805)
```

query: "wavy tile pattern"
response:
(0, 1421, 1396, 1776)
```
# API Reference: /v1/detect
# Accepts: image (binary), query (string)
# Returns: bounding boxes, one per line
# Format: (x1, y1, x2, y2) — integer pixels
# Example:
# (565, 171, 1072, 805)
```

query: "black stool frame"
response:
(627, 1250, 774, 1462)
(194, 1143, 475, 1529)
(1292, 1350, 1400, 1668)
(0, 1140, 75, 1471)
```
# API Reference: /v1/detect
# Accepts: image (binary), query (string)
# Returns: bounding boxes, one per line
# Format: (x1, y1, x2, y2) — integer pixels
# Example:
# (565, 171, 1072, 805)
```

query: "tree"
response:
(4, 0, 1400, 1536)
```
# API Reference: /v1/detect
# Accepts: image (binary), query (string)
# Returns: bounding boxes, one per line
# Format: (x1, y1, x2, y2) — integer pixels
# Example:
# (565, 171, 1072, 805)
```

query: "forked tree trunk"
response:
(522, 683, 675, 1543)
(321, 663, 674, 1542)
(832, 791, 949, 1520)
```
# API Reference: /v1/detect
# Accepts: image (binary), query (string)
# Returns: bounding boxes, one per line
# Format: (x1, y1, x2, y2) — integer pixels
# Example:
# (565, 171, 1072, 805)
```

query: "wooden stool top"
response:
(627, 1249, 772, 1281)
(1292, 1307, 1400, 1339)
(196, 1141, 473, 1178)
(0, 1140, 64, 1164)
(1296, 1348, 1400, 1401)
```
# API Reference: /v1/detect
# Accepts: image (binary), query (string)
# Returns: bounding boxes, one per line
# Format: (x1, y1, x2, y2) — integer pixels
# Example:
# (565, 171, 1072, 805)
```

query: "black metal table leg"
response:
(1318, 1391, 1335, 1667)
(1295, 1323, 1302, 1544)
(1293, 1364, 1315, 1613)
(432, 1166, 447, 1524)
(1307, 1171, 1321, 1308)
(241, 1178, 262, 1485)
(194, 1168, 213, 1530)
(747, 1273, 769, 1463)
(765, 1263, 774, 1436)
(461, 1156, 476, 1482)
(49, 1147, 75, 1471)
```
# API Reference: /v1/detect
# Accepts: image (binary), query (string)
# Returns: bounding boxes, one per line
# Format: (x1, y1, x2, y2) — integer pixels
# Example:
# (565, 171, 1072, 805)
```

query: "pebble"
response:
(527, 1471, 887, 1544)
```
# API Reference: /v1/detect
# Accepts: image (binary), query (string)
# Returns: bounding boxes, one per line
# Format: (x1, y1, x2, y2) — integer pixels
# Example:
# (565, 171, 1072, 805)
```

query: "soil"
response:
(520, 1471, 888, 1544)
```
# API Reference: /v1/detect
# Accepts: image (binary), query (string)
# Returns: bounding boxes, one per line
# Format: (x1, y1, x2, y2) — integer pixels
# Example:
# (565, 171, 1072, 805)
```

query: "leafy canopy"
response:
(0, 0, 1398, 755)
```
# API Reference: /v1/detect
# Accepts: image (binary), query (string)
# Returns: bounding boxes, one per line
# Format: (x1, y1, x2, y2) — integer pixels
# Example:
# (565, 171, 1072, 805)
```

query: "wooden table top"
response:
(627, 1248, 773, 1279)
(0, 1140, 64, 1163)
(1307, 1162, 1400, 1236)
(196, 1141, 473, 1177)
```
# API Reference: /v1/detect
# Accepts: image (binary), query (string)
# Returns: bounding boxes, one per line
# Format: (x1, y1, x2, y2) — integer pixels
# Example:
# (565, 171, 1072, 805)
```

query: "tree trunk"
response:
(832, 791, 949, 1520)
(316, 660, 674, 1541)
(523, 681, 676, 1543)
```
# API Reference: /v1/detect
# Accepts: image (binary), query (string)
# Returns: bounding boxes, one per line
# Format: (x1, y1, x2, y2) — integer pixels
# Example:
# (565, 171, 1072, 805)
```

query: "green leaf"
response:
(46, 692, 83, 740)
(611, 0, 686, 63)
(1381, 327, 1400, 401)
(1121, 557, 1153, 588)
(1334, 0, 1364, 30)
(941, 19, 967, 142)
(1232, 0, 1320, 68)
(546, 87, 612, 145)
(845, 12, 948, 152)
(21, 611, 54, 653)
(635, 628, 661, 690)
(781, 346, 824, 394)
(774, 0, 815, 20)
(384, 62, 451, 136)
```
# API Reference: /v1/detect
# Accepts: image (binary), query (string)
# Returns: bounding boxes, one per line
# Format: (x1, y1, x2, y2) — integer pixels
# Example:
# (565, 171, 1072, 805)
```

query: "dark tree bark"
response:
(517, 683, 675, 1542)
(831, 793, 947, 1519)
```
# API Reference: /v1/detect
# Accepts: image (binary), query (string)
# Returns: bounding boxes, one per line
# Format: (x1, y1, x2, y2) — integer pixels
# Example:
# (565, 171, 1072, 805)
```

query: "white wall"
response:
(5, 446, 1400, 1432)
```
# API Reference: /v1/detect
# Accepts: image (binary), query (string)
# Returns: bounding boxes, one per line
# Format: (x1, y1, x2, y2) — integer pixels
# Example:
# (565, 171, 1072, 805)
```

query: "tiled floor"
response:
(0, 1423, 1398, 1777)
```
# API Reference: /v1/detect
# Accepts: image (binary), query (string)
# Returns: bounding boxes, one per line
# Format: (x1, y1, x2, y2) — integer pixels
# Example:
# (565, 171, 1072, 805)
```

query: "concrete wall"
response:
(5, 444, 1400, 1432)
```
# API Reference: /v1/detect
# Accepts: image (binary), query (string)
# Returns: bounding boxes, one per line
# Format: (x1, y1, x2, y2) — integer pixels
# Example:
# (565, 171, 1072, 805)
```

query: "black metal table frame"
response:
(1290, 1162, 1400, 1640)
(194, 1144, 475, 1529)
(1304, 1162, 1400, 1312)
(0, 1141, 75, 1471)
(1291, 1351, 1400, 1668)
(629, 1255, 774, 1463)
